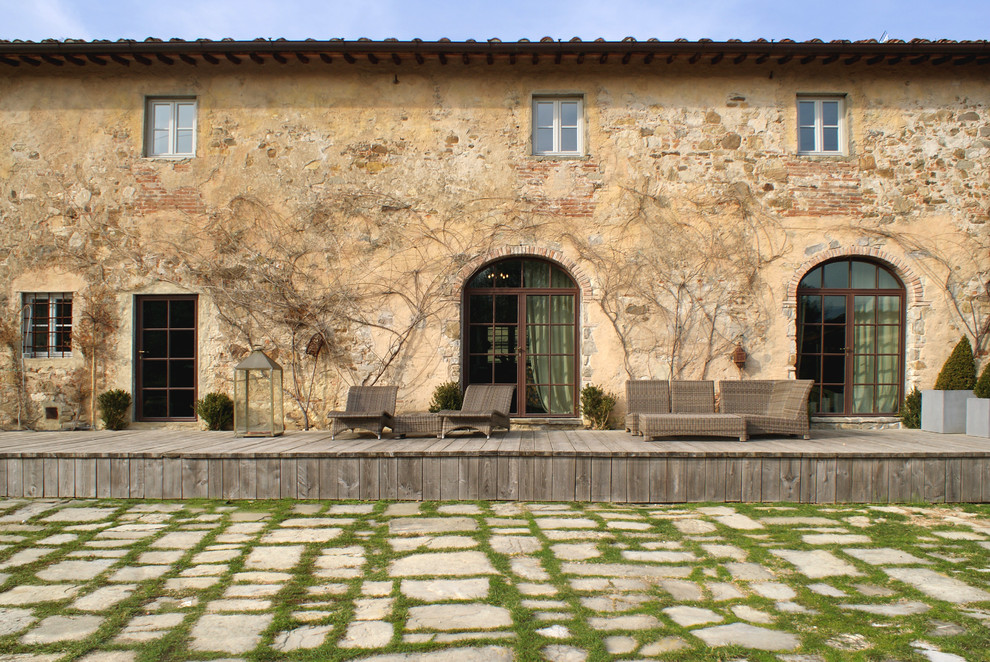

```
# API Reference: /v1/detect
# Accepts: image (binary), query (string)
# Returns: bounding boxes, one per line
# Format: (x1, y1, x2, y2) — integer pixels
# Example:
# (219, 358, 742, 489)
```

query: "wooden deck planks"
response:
(0, 428, 986, 503)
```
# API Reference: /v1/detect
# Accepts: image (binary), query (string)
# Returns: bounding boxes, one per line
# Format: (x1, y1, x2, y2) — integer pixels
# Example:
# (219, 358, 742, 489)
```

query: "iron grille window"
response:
(22, 293, 73, 358)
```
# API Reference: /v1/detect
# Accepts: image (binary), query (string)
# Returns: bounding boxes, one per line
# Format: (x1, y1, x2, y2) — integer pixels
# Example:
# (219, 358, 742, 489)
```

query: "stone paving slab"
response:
(0, 498, 984, 660)
(883, 567, 990, 604)
(189, 613, 273, 653)
(406, 604, 512, 630)
(401, 578, 490, 601)
(770, 549, 863, 578)
(693, 622, 801, 651)
(390, 551, 496, 577)
(20, 614, 103, 644)
(388, 517, 477, 535)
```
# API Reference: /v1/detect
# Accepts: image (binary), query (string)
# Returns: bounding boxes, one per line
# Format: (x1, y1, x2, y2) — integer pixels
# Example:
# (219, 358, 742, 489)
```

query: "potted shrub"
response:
(966, 362, 990, 437)
(97, 389, 132, 431)
(196, 392, 234, 430)
(428, 382, 462, 413)
(581, 384, 617, 430)
(900, 386, 921, 429)
(922, 337, 976, 433)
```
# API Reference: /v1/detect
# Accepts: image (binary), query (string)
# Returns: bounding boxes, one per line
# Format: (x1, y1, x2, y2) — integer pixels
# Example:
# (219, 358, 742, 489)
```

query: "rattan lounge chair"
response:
(439, 384, 515, 439)
(719, 379, 814, 439)
(327, 385, 397, 440)
(624, 380, 671, 436)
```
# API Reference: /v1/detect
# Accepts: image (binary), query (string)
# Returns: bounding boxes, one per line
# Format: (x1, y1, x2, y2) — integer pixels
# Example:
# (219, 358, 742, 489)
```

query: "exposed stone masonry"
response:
(0, 60, 987, 428)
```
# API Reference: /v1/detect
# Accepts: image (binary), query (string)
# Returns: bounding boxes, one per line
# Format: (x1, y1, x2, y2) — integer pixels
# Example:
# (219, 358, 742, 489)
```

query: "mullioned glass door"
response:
(465, 259, 578, 416)
(136, 295, 198, 421)
(797, 260, 904, 415)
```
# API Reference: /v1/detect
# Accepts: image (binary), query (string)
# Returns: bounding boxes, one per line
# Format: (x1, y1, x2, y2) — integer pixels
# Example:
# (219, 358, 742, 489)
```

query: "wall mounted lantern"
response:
(731, 344, 748, 370)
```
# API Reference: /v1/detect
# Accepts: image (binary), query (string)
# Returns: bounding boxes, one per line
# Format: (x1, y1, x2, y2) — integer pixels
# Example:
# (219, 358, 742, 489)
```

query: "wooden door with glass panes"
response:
(135, 295, 198, 421)
(796, 260, 904, 415)
(464, 259, 579, 416)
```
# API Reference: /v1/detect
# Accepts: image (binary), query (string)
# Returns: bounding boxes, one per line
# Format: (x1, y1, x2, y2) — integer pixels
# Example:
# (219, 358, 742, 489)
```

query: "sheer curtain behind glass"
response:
(549, 295, 574, 414)
(526, 296, 551, 412)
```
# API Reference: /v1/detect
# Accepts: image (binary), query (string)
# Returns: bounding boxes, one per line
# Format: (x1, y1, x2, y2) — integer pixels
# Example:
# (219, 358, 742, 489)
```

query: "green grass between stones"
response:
(0, 499, 986, 660)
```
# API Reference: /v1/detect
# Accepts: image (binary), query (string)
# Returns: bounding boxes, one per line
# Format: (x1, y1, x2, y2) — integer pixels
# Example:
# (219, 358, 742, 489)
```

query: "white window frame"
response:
(532, 96, 584, 156)
(22, 293, 73, 359)
(145, 98, 197, 157)
(797, 96, 846, 155)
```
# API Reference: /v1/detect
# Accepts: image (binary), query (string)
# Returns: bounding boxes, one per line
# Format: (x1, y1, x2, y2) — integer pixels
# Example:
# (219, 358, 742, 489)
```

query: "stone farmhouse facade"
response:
(0, 38, 987, 430)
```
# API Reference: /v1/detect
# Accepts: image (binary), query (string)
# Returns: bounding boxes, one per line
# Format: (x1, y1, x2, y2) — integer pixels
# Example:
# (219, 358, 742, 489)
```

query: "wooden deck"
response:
(0, 428, 987, 503)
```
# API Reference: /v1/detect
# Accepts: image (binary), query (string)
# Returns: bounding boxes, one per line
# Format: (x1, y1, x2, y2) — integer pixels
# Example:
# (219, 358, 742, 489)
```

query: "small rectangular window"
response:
(146, 98, 197, 157)
(22, 293, 73, 358)
(532, 96, 583, 156)
(797, 96, 845, 155)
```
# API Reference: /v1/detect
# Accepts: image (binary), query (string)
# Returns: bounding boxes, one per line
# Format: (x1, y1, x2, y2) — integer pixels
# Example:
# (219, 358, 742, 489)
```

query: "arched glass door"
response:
(796, 259, 905, 415)
(464, 258, 579, 416)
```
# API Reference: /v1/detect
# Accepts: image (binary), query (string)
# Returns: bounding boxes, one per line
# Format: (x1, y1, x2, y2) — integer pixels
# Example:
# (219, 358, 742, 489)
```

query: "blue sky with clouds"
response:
(1, 0, 983, 42)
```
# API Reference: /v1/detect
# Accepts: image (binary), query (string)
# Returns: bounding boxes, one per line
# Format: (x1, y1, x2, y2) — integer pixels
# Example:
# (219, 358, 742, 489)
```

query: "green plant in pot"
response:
(900, 386, 921, 429)
(196, 392, 234, 430)
(581, 384, 617, 430)
(97, 389, 131, 431)
(922, 337, 977, 434)
(966, 361, 990, 437)
(429, 382, 462, 413)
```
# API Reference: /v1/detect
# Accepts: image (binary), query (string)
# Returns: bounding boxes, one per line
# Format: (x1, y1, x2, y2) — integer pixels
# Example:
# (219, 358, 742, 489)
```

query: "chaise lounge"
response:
(624, 380, 670, 436)
(439, 384, 515, 439)
(327, 385, 398, 440)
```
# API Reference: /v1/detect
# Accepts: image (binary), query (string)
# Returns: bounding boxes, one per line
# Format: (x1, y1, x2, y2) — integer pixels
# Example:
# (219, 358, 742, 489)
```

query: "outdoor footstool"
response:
(391, 413, 441, 438)
(640, 413, 748, 441)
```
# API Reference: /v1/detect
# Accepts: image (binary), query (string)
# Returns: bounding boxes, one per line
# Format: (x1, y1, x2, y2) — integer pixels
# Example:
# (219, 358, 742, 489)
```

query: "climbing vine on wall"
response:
(565, 180, 788, 379)
(859, 226, 990, 361)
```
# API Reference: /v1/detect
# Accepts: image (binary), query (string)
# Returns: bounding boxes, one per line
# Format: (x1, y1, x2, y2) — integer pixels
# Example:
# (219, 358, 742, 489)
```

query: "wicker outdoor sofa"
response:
(719, 379, 814, 439)
(627, 379, 813, 441)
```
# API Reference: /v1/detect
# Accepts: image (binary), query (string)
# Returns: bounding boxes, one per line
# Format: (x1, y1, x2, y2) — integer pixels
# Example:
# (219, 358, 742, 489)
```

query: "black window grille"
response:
(22, 293, 73, 358)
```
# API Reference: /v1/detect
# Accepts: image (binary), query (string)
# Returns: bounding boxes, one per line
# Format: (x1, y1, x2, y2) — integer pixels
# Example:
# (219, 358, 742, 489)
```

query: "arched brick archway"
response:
(455, 247, 594, 299)
(785, 246, 924, 308)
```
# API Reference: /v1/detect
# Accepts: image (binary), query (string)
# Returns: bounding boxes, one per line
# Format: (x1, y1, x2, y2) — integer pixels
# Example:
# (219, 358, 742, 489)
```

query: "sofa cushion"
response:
(671, 380, 715, 413)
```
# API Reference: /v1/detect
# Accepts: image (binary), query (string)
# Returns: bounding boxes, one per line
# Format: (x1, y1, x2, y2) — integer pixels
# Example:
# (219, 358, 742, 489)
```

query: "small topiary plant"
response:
(933, 336, 977, 390)
(97, 389, 131, 431)
(975, 363, 990, 399)
(900, 386, 921, 429)
(581, 384, 617, 430)
(429, 382, 463, 413)
(196, 392, 234, 430)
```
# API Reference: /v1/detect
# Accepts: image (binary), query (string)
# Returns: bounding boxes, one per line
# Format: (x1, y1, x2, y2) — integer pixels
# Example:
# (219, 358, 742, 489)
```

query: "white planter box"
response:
(921, 390, 975, 434)
(966, 398, 990, 437)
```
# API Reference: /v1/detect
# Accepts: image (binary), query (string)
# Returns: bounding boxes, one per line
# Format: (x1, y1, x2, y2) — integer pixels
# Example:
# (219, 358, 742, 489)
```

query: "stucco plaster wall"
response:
(0, 61, 986, 428)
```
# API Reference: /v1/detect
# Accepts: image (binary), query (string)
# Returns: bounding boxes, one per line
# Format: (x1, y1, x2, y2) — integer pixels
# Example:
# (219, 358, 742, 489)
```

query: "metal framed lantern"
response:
(233, 348, 284, 437)
(731, 344, 747, 370)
